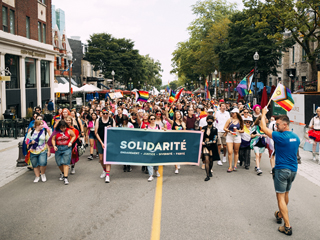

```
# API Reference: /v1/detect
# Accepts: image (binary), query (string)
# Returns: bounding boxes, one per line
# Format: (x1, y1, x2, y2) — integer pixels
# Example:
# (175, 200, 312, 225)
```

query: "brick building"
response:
(0, 0, 56, 119)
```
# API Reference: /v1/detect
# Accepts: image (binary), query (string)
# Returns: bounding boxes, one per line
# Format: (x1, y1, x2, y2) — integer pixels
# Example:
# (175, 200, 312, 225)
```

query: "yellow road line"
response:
(150, 166, 163, 240)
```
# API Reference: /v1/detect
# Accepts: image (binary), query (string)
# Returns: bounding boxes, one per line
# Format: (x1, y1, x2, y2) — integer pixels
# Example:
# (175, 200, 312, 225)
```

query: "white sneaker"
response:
(156, 171, 161, 177)
(175, 169, 179, 174)
(211, 169, 213, 173)
(237, 160, 240, 164)
(34, 176, 40, 183)
(222, 157, 227, 163)
(217, 160, 223, 166)
(100, 171, 106, 179)
(40, 174, 46, 182)
(105, 175, 110, 183)
(148, 176, 154, 182)
(59, 173, 64, 181)
(64, 178, 69, 185)
(70, 167, 75, 174)
(177, 165, 180, 169)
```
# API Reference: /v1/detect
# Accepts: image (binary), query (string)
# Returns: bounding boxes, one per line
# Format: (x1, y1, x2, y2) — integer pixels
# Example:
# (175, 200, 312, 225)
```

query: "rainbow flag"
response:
(169, 89, 176, 103)
(270, 83, 294, 112)
(199, 111, 207, 119)
(175, 88, 184, 102)
(246, 103, 251, 109)
(205, 79, 211, 100)
(236, 70, 254, 97)
(165, 86, 170, 92)
(135, 91, 149, 102)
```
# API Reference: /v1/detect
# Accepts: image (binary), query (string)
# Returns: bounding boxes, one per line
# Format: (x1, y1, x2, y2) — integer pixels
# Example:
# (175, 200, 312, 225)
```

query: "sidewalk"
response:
(0, 137, 319, 188)
(0, 137, 28, 188)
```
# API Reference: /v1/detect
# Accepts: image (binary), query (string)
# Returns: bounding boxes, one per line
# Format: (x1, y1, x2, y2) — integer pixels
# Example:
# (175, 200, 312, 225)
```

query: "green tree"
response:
(244, 0, 320, 81)
(85, 33, 161, 89)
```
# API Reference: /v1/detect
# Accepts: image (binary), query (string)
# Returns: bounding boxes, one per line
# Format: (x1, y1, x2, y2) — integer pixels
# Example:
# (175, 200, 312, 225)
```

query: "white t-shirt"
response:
(215, 110, 230, 132)
(309, 116, 320, 130)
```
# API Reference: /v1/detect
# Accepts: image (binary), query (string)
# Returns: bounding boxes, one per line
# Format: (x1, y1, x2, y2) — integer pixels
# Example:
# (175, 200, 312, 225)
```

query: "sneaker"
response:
(85, 143, 88, 148)
(256, 168, 263, 175)
(105, 175, 110, 183)
(70, 167, 75, 174)
(40, 174, 46, 182)
(177, 165, 180, 169)
(278, 225, 292, 235)
(64, 177, 69, 185)
(148, 176, 154, 182)
(100, 171, 106, 179)
(175, 169, 179, 174)
(211, 169, 213, 173)
(33, 176, 40, 183)
(96, 154, 99, 158)
(313, 153, 316, 161)
(254, 166, 257, 171)
(217, 160, 223, 166)
(201, 164, 205, 170)
(59, 173, 64, 181)
(222, 157, 227, 163)
(87, 155, 93, 160)
(237, 160, 240, 164)
(156, 171, 161, 177)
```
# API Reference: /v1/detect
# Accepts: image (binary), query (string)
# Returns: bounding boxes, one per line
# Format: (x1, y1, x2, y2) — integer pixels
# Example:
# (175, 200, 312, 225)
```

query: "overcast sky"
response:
(53, 0, 244, 85)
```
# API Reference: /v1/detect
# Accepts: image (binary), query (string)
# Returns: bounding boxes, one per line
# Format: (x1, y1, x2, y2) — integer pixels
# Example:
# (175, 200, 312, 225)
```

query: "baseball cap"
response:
(230, 108, 239, 113)
(207, 109, 214, 113)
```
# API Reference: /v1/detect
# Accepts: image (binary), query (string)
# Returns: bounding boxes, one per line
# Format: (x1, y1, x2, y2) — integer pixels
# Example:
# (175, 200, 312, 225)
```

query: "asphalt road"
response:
(0, 153, 319, 240)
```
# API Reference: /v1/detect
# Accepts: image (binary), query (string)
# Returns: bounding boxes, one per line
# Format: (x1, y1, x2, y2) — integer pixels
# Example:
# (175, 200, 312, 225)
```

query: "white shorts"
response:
(226, 133, 241, 143)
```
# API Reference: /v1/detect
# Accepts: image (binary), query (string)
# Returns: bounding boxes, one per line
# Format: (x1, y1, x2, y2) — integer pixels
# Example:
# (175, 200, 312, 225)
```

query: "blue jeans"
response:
(55, 145, 72, 166)
(30, 150, 47, 167)
(147, 166, 159, 176)
(273, 168, 297, 193)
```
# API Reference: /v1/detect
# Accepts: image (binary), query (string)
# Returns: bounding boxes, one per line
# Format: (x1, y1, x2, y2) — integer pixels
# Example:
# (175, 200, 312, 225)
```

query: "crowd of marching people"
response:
(23, 94, 320, 185)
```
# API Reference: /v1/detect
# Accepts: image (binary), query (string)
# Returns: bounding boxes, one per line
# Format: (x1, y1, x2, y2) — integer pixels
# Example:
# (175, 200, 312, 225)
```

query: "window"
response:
(42, 24, 46, 43)
(38, 22, 42, 42)
(302, 47, 307, 61)
(9, 10, 14, 34)
(25, 58, 36, 88)
(2, 7, 8, 32)
(39, 0, 46, 4)
(26, 17, 30, 38)
(292, 46, 295, 63)
(41, 60, 50, 87)
(5, 54, 20, 89)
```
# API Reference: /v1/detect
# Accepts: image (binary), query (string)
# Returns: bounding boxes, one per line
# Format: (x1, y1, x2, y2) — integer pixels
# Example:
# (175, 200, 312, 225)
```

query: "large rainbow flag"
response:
(205, 79, 211, 100)
(169, 89, 176, 103)
(236, 69, 254, 97)
(270, 83, 294, 112)
(135, 91, 149, 102)
(175, 88, 184, 102)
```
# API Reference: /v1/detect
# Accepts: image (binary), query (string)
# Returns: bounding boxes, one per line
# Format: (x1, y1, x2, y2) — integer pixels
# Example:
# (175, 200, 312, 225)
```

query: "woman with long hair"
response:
(145, 113, 161, 181)
(87, 112, 98, 160)
(250, 116, 267, 175)
(154, 109, 168, 130)
(201, 115, 220, 181)
(223, 108, 244, 172)
(166, 109, 186, 174)
(65, 116, 80, 175)
(53, 108, 71, 128)
(52, 120, 76, 185)
(25, 120, 51, 182)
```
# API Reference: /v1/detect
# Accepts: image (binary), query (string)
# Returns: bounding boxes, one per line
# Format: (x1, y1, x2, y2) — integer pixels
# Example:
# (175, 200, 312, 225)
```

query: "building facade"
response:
(0, 0, 56, 119)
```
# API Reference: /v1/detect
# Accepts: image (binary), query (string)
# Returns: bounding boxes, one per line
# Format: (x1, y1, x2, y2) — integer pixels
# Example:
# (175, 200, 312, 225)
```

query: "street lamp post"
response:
(67, 53, 73, 109)
(129, 77, 132, 98)
(214, 70, 218, 99)
(253, 52, 259, 105)
(199, 76, 202, 97)
(111, 70, 115, 91)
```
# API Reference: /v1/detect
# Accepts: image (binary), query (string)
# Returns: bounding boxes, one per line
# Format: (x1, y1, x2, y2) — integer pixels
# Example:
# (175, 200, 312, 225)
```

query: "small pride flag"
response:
(246, 103, 251, 109)
(270, 83, 294, 112)
(135, 91, 149, 102)
(169, 89, 176, 103)
(174, 88, 184, 102)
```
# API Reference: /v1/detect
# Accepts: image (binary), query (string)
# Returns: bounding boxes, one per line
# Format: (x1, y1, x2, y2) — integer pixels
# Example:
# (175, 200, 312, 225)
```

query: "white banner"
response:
(287, 94, 305, 123)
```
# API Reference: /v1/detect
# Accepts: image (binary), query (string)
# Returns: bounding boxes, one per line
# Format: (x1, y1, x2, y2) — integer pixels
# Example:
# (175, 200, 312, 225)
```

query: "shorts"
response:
(30, 150, 47, 167)
(273, 168, 297, 193)
(226, 133, 241, 143)
(97, 141, 104, 155)
(55, 145, 72, 166)
(89, 131, 96, 139)
(253, 146, 266, 154)
(217, 132, 226, 145)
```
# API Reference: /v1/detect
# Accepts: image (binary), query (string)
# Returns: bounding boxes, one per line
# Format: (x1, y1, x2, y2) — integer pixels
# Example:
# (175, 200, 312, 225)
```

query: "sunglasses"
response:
(103, 113, 108, 115)
(244, 112, 249, 113)
(150, 118, 155, 120)
(156, 113, 161, 115)
(37, 118, 42, 120)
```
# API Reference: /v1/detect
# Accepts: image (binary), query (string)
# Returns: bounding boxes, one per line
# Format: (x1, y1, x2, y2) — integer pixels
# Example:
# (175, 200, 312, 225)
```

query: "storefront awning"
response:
(86, 77, 105, 82)
(56, 77, 78, 86)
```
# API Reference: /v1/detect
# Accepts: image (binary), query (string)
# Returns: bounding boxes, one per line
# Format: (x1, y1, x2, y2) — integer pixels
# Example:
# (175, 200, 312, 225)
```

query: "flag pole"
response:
(265, 82, 281, 109)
